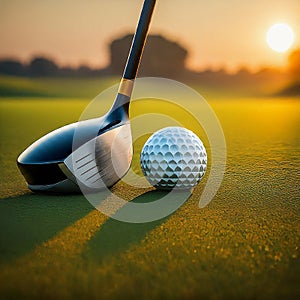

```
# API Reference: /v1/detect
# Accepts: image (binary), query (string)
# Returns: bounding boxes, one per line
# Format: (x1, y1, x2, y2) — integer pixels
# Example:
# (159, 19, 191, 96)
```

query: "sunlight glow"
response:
(266, 23, 294, 53)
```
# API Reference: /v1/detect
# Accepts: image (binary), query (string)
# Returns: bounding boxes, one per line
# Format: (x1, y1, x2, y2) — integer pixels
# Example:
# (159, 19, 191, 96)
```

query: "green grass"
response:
(0, 75, 119, 98)
(0, 75, 255, 100)
(0, 77, 299, 299)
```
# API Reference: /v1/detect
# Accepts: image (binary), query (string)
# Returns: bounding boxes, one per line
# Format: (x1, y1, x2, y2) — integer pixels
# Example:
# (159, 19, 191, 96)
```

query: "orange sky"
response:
(0, 0, 299, 72)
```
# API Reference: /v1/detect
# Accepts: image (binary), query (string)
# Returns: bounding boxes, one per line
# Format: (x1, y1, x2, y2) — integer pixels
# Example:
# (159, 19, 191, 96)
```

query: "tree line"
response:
(0, 34, 299, 88)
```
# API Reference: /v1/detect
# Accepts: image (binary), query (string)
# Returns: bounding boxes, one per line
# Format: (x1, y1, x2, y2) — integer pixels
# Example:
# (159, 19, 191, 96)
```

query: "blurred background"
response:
(0, 0, 299, 97)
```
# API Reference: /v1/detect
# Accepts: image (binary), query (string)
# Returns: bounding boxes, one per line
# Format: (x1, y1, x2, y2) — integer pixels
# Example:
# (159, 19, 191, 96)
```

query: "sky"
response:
(0, 0, 300, 72)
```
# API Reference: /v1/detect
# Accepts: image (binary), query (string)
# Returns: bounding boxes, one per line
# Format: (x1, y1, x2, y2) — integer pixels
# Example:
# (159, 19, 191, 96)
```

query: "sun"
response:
(266, 23, 294, 53)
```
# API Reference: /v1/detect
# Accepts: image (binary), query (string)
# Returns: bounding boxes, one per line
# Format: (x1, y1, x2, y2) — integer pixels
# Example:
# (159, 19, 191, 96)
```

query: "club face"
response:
(62, 122, 133, 191)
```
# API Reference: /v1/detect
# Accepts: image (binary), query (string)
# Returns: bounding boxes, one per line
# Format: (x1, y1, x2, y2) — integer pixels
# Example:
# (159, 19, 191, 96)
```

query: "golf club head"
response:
(17, 94, 132, 193)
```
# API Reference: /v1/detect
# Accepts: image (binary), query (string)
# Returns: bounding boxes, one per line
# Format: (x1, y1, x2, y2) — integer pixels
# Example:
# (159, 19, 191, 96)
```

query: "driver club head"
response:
(17, 93, 132, 193)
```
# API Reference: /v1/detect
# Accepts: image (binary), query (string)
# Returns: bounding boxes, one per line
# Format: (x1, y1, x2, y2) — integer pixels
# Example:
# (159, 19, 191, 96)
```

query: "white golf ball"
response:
(140, 126, 207, 190)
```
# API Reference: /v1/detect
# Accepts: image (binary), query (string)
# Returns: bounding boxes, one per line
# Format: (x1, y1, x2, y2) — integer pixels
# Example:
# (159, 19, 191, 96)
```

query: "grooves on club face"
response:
(63, 122, 132, 191)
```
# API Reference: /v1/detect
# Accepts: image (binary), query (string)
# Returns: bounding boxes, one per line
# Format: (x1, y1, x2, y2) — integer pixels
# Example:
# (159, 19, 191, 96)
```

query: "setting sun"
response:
(266, 23, 294, 53)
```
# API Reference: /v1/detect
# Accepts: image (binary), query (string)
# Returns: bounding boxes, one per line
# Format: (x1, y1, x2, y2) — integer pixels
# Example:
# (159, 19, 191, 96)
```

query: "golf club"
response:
(17, 0, 157, 193)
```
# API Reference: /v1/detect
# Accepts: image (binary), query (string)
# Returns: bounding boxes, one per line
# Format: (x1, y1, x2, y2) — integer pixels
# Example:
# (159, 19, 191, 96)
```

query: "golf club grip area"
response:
(123, 0, 156, 80)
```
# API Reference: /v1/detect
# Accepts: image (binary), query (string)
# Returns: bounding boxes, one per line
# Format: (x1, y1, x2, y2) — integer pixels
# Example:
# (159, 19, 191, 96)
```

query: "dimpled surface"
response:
(140, 127, 207, 189)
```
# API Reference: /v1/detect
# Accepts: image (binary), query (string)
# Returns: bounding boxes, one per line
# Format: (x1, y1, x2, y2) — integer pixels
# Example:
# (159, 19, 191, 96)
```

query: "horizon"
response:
(0, 0, 300, 72)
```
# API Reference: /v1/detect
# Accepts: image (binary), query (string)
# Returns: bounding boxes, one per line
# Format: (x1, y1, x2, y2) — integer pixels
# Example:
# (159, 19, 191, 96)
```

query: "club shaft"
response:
(108, 0, 156, 119)
(123, 0, 157, 80)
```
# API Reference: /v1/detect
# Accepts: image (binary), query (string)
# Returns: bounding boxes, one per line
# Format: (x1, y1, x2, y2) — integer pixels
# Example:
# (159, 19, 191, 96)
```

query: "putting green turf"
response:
(0, 80, 299, 299)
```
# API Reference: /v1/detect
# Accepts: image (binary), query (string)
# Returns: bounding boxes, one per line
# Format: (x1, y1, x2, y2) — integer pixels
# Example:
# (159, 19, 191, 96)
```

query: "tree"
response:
(288, 49, 300, 82)
(0, 60, 26, 76)
(109, 34, 188, 78)
(28, 57, 59, 77)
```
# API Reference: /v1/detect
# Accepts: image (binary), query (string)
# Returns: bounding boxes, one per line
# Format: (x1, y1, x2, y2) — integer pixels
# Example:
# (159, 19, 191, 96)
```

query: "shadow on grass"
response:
(0, 193, 97, 263)
(0, 189, 190, 265)
(87, 190, 185, 263)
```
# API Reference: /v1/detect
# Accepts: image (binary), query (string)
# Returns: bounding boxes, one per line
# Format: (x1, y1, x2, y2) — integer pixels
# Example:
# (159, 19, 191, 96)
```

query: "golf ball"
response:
(140, 127, 207, 190)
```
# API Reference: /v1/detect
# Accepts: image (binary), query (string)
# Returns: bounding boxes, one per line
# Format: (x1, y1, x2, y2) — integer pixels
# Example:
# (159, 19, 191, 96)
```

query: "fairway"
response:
(0, 84, 299, 299)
